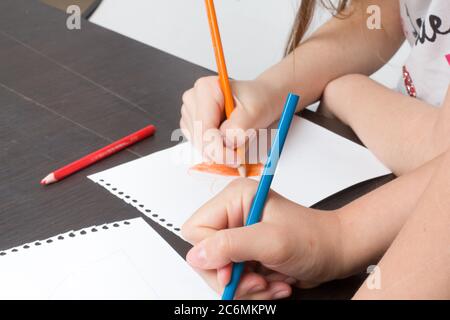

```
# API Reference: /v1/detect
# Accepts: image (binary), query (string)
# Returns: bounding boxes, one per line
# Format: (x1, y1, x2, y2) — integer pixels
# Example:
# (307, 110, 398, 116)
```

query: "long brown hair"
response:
(285, 0, 350, 55)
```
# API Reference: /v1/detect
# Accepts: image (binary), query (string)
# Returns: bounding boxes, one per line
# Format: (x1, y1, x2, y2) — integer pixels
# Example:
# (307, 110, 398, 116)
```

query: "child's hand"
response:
(180, 77, 276, 165)
(182, 179, 343, 300)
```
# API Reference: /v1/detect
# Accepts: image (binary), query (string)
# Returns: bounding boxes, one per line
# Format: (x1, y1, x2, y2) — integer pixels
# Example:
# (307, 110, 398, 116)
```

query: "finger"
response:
(217, 265, 231, 288)
(191, 78, 244, 166)
(181, 87, 195, 106)
(182, 88, 211, 151)
(182, 77, 229, 163)
(264, 271, 294, 283)
(220, 106, 258, 150)
(180, 116, 192, 141)
(181, 90, 199, 142)
(193, 76, 225, 130)
(202, 128, 238, 166)
(181, 104, 194, 133)
(193, 266, 267, 299)
(250, 265, 296, 285)
(186, 222, 284, 270)
(182, 117, 232, 165)
(232, 272, 268, 298)
(182, 179, 258, 243)
(235, 275, 267, 298)
(238, 281, 292, 300)
(194, 256, 292, 300)
(217, 265, 267, 297)
(193, 79, 250, 162)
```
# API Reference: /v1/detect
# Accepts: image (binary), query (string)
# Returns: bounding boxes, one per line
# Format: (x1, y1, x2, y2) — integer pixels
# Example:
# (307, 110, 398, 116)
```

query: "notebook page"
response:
(88, 117, 391, 235)
(0, 218, 217, 300)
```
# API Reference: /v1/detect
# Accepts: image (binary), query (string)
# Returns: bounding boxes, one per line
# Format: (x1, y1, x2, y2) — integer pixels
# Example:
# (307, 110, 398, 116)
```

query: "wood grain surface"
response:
(41, 0, 101, 18)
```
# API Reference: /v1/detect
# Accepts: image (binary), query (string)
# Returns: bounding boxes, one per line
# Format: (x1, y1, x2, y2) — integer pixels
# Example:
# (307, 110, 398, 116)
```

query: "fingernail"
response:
(186, 245, 207, 267)
(272, 290, 290, 300)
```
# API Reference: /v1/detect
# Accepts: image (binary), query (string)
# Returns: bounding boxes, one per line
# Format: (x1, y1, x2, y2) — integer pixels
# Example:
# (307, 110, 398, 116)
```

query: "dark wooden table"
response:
(41, 0, 102, 19)
(0, 0, 393, 299)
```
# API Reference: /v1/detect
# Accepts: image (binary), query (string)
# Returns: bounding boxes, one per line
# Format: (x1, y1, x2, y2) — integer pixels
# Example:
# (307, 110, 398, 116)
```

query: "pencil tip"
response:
(237, 165, 247, 178)
(41, 173, 56, 186)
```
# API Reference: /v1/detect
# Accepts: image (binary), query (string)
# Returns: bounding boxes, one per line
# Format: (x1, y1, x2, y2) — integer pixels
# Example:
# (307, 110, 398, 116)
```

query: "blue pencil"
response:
(221, 93, 300, 300)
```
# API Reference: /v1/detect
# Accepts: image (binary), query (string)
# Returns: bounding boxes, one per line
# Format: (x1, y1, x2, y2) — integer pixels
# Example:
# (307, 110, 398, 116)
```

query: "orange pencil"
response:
(204, 0, 248, 177)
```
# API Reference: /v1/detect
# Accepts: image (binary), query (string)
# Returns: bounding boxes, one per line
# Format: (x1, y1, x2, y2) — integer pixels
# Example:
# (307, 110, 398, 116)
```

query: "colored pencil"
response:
(41, 125, 156, 185)
(221, 93, 300, 300)
(204, 0, 248, 177)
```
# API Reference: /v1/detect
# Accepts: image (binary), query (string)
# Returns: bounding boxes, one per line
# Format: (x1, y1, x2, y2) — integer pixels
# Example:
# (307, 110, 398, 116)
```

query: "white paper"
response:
(88, 117, 391, 235)
(0, 218, 217, 300)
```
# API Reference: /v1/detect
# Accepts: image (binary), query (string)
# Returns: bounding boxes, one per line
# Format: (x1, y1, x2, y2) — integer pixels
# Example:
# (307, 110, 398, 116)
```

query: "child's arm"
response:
(181, 0, 405, 162)
(335, 153, 439, 279)
(354, 148, 450, 299)
(182, 152, 441, 299)
(322, 76, 450, 175)
(255, 0, 405, 116)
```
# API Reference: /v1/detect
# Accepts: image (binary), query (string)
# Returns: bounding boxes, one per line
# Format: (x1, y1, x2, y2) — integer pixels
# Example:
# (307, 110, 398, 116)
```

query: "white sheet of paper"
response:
(88, 117, 391, 235)
(0, 218, 217, 300)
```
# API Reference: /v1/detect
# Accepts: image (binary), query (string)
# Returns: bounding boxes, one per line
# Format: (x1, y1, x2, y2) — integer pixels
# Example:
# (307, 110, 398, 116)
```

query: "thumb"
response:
(186, 223, 278, 270)
(220, 105, 257, 150)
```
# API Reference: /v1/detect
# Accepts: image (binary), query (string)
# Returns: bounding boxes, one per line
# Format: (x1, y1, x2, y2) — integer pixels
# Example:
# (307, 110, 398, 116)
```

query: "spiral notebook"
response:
(0, 218, 217, 300)
(88, 117, 391, 235)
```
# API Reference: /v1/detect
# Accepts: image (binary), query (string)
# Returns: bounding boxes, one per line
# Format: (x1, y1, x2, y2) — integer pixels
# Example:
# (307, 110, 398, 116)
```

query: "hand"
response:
(182, 179, 343, 300)
(180, 76, 277, 165)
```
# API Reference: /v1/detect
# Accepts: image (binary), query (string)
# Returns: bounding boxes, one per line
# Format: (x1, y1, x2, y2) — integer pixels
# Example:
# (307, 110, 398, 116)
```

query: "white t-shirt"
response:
(398, 0, 450, 106)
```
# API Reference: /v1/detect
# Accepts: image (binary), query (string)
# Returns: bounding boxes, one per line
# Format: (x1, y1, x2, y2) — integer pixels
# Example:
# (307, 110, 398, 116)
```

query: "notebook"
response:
(88, 117, 391, 235)
(0, 218, 217, 300)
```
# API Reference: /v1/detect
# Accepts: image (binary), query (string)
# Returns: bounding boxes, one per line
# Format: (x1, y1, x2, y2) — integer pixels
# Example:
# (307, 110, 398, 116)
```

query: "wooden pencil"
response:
(204, 0, 248, 177)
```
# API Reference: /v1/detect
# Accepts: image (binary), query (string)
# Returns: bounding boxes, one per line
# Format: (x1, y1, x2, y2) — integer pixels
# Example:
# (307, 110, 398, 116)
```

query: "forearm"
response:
(255, 0, 404, 119)
(354, 149, 450, 299)
(323, 77, 449, 175)
(332, 154, 441, 279)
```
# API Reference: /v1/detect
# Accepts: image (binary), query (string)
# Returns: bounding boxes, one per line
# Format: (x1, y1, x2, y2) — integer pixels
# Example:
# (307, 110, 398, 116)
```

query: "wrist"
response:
(252, 77, 286, 122)
(308, 210, 347, 282)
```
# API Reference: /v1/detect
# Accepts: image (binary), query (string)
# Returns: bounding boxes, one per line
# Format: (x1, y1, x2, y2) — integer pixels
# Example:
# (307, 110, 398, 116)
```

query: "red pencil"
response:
(41, 125, 156, 185)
